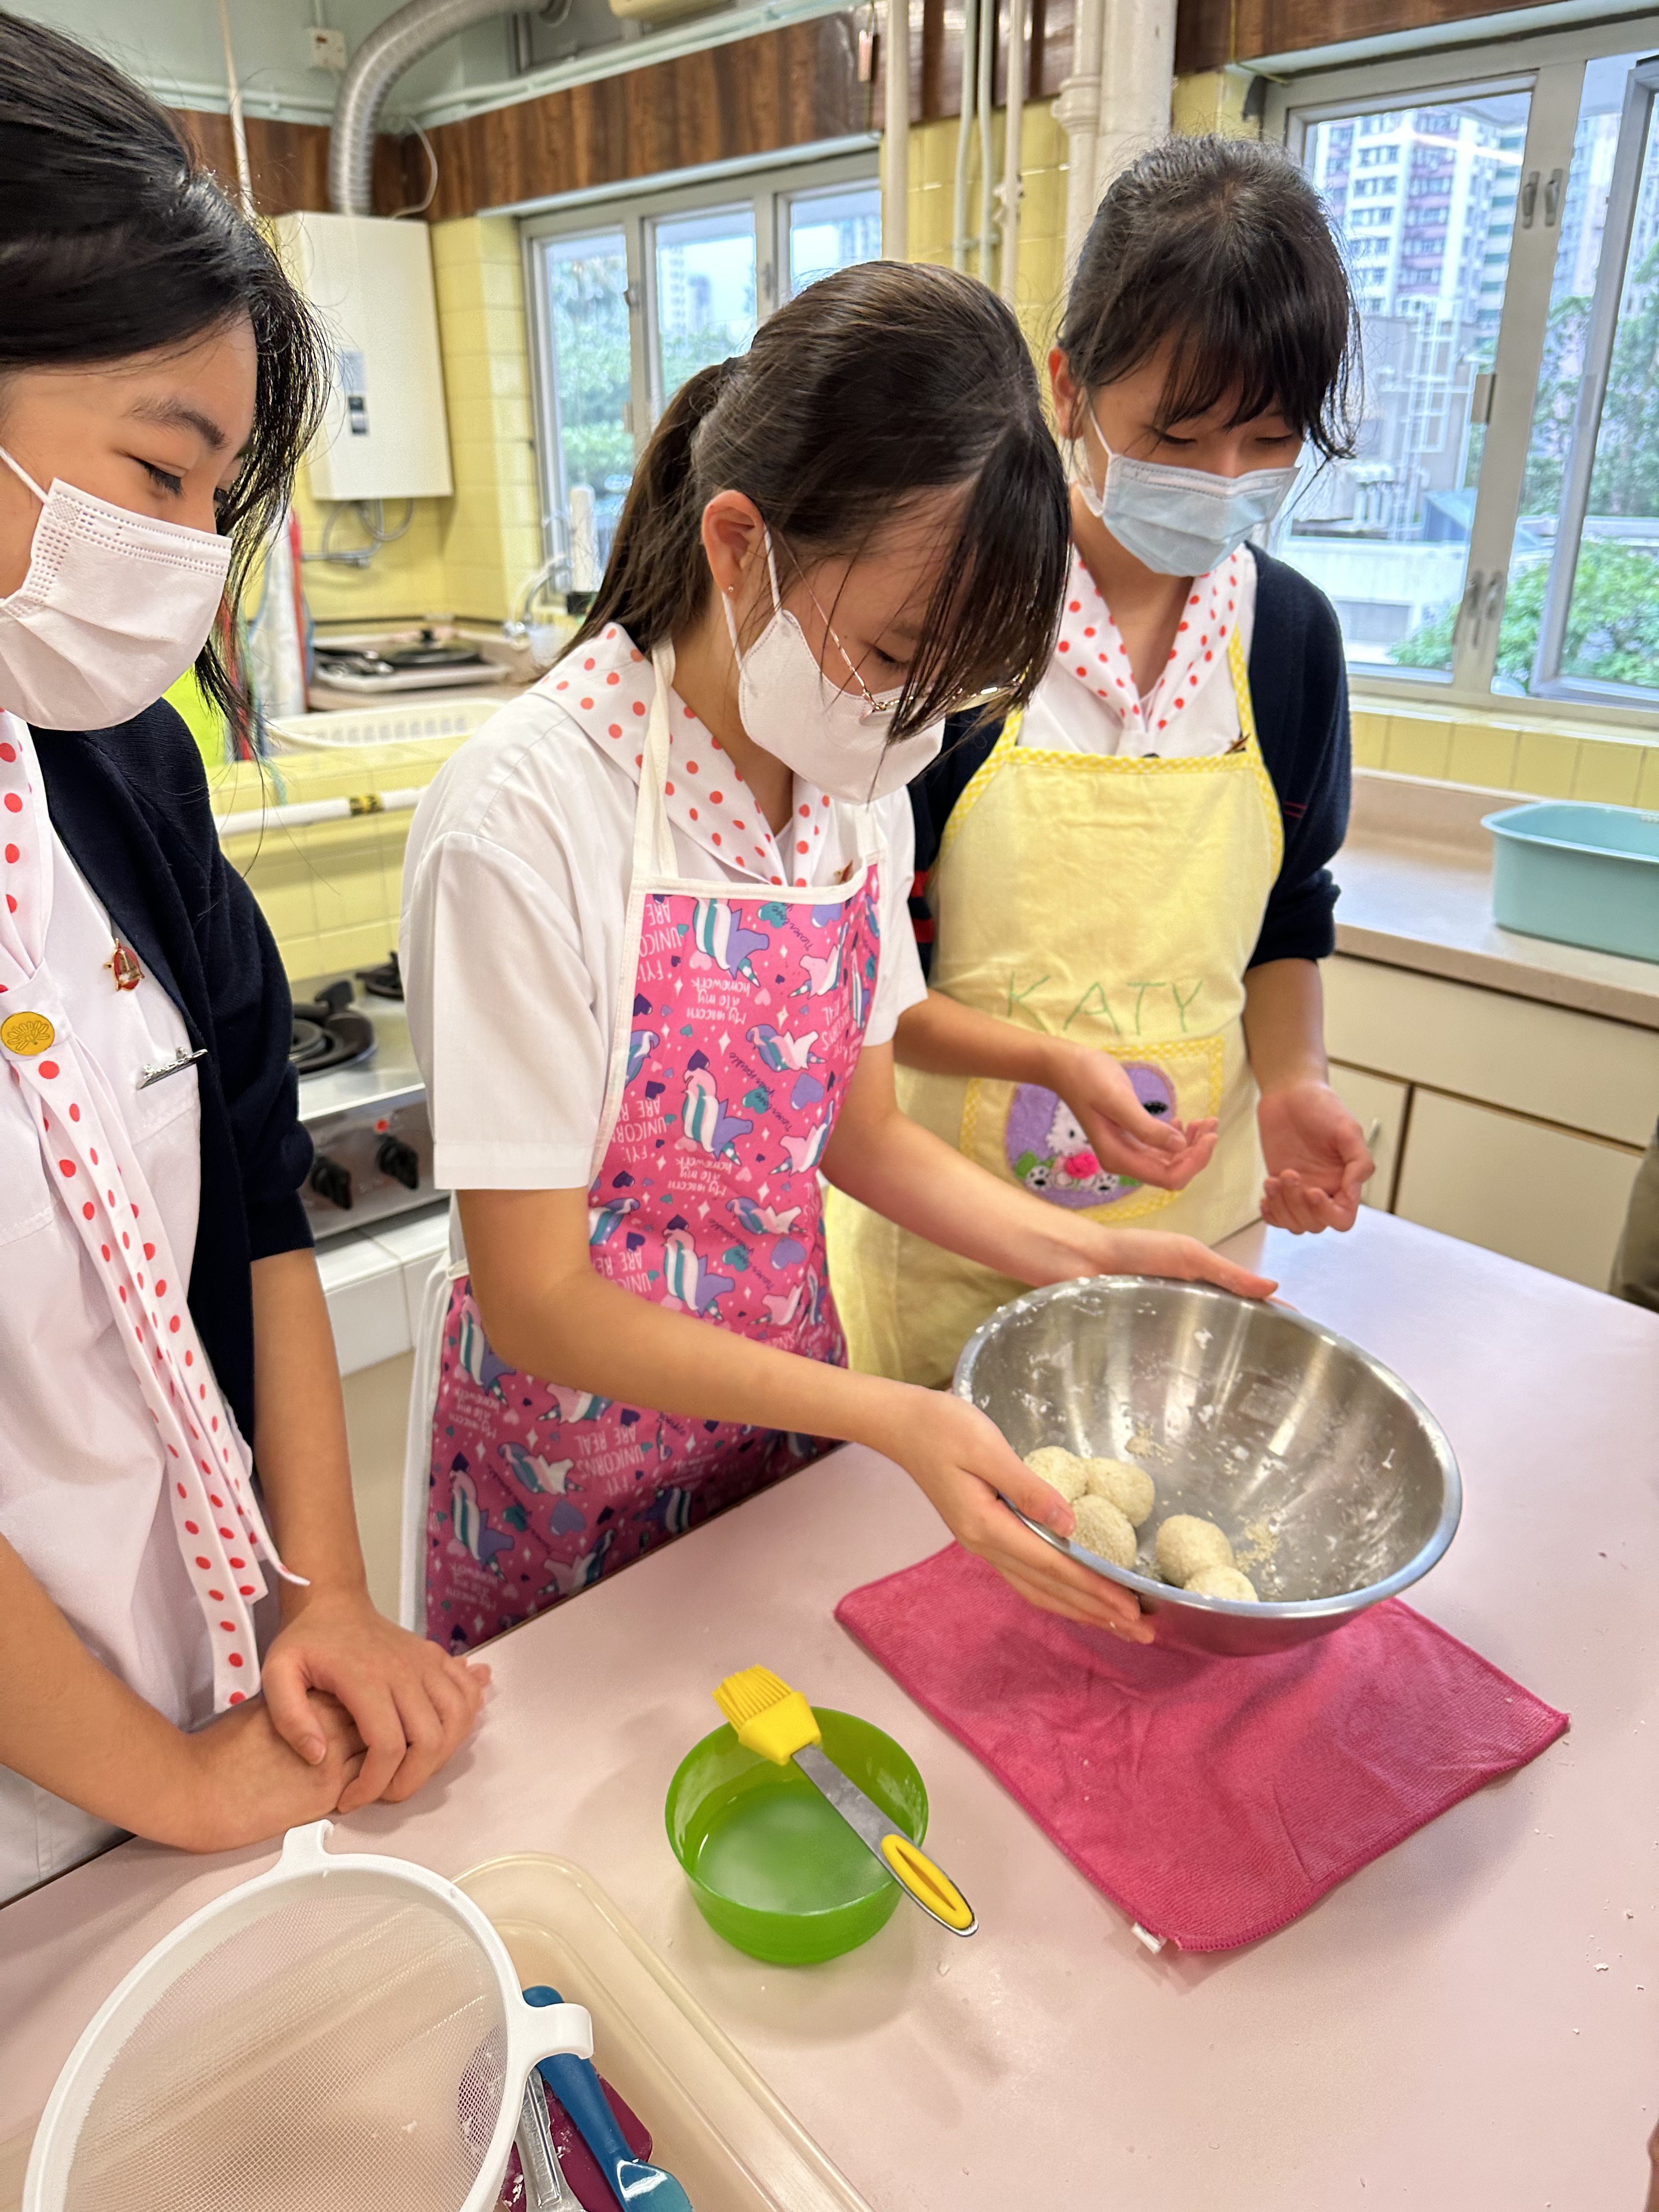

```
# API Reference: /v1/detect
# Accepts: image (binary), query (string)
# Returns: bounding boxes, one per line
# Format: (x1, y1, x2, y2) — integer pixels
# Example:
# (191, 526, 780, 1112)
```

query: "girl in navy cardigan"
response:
(830, 137, 1374, 1386)
(0, 17, 482, 1898)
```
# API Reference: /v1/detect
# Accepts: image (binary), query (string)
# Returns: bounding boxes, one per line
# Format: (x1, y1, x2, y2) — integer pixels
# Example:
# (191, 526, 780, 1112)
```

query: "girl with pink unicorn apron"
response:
(402, 263, 1274, 1658)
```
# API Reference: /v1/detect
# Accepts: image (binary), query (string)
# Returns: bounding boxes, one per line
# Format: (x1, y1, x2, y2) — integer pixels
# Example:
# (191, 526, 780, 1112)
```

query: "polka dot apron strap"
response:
(0, 715, 302, 1709)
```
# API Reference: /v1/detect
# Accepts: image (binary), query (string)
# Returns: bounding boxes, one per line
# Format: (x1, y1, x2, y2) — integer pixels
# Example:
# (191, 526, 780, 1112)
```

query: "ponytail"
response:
(572, 261, 1069, 738)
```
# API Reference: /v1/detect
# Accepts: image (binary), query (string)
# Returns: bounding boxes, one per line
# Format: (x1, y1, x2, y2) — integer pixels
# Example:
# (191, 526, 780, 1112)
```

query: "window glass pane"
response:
(1280, 93, 1532, 678)
(1509, 57, 1659, 697)
(653, 205, 757, 411)
(541, 228, 632, 582)
(786, 182, 882, 297)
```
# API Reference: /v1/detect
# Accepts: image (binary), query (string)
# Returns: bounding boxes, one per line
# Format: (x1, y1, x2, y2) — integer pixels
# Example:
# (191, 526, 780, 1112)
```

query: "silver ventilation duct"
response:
(329, 0, 513, 217)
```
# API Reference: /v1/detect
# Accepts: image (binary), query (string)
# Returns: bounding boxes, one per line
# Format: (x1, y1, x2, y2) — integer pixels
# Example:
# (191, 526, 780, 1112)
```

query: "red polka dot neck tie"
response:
(0, 712, 300, 1709)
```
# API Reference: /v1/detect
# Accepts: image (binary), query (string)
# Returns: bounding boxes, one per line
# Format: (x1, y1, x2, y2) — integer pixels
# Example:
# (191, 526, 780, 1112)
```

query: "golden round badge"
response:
(0, 1010, 55, 1057)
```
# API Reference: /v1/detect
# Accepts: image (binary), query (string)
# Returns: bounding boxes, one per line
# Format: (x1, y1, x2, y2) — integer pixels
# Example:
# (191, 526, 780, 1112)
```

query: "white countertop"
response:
(2, 1211, 1657, 2208)
(1334, 769, 1659, 1030)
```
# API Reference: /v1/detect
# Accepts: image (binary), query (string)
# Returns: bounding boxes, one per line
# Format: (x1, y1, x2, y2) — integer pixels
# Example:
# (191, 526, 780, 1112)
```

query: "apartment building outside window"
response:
(1269, 26, 1659, 714)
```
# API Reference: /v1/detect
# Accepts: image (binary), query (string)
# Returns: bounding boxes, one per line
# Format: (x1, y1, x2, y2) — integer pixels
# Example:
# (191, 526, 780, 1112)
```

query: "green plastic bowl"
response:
(665, 1706, 929, 1964)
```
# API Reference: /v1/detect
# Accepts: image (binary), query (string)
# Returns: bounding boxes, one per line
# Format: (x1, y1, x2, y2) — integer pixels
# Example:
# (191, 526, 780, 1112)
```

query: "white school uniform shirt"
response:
(0, 740, 210, 1900)
(402, 621, 929, 1199)
(1020, 545, 1259, 758)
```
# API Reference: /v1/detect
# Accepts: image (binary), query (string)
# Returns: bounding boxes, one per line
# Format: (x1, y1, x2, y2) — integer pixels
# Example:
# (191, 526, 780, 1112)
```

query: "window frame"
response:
(1266, 18, 1659, 728)
(640, 189, 766, 426)
(521, 148, 880, 579)
(521, 215, 636, 588)
(1530, 55, 1659, 699)
(775, 173, 885, 304)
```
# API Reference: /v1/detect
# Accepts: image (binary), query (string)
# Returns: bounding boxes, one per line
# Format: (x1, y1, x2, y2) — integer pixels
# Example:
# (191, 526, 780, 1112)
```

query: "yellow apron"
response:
(828, 625, 1282, 1386)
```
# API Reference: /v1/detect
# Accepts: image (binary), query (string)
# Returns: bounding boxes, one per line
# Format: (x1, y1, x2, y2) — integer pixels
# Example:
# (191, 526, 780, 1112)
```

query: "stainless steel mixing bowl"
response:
(953, 1277, 1461, 1656)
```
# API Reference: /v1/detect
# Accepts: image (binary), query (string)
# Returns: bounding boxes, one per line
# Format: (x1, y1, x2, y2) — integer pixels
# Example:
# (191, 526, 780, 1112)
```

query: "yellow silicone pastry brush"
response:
(713, 1665, 977, 1936)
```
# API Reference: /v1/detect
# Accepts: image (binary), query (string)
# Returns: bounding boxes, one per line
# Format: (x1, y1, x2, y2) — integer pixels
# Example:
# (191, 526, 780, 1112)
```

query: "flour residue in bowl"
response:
(1232, 1515, 1282, 1573)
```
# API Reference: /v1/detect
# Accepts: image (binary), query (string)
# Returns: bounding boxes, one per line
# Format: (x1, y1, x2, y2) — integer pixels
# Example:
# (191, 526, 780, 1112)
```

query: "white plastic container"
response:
(268, 699, 504, 751)
(456, 1855, 876, 2212)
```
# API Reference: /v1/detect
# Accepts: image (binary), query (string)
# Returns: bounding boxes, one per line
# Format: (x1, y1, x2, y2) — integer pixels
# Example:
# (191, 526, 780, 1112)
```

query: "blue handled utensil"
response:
(523, 1986, 693, 2211)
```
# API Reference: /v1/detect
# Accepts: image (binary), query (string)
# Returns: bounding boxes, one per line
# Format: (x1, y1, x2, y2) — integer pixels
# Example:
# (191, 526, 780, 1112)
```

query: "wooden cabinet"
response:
(1321, 955, 1652, 1290)
(1393, 1091, 1644, 1290)
(1328, 1062, 1410, 1211)
(1323, 956, 1658, 1146)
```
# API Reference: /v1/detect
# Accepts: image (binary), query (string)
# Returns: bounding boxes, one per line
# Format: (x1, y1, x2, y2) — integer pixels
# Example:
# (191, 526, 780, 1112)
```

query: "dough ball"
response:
(1022, 1446, 1090, 1503)
(1184, 1564, 1259, 1604)
(1154, 1514, 1234, 1584)
(1081, 1457, 1155, 1526)
(1069, 1494, 1138, 1570)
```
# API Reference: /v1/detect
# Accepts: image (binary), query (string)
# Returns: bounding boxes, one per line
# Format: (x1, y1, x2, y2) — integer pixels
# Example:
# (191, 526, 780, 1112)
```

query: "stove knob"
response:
(309, 1154, 353, 1210)
(376, 1135, 421, 1192)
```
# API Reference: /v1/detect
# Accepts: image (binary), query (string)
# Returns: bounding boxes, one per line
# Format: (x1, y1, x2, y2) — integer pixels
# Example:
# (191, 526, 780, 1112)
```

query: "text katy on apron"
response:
(828, 548, 1282, 1389)
(414, 646, 883, 1653)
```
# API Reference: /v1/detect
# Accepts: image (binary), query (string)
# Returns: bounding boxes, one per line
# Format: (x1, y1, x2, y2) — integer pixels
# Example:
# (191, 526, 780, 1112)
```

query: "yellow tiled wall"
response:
(893, 77, 1259, 363)
(1170, 69, 1260, 138)
(1351, 698, 1659, 810)
(291, 481, 454, 624)
(430, 217, 544, 620)
(899, 105, 1072, 360)
(292, 217, 542, 629)
(213, 735, 474, 984)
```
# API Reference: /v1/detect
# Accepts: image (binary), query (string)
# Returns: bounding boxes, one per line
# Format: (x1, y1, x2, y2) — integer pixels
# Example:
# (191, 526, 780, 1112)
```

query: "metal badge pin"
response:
(137, 1045, 206, 1090)
(108, 941, 143, 992)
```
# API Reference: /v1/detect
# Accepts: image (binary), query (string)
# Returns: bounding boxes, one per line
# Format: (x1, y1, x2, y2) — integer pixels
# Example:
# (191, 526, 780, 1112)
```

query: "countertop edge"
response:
(1333, 918, 1659, 1032)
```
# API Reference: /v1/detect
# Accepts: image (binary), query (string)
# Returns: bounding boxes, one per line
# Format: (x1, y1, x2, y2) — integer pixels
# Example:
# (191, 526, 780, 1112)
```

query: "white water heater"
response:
(275, 212, 453, 503)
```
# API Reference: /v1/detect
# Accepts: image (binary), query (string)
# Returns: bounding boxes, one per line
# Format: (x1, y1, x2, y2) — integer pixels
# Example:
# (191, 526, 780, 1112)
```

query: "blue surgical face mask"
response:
(1075, 404, 1301, 578)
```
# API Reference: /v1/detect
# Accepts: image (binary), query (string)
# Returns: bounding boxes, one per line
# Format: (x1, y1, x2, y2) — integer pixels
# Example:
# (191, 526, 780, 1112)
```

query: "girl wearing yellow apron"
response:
(832, 136, 1374, 1387)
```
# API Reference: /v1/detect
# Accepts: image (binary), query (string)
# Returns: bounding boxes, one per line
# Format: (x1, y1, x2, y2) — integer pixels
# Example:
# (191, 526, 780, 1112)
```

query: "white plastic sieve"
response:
(24, 1821, 592, 2212)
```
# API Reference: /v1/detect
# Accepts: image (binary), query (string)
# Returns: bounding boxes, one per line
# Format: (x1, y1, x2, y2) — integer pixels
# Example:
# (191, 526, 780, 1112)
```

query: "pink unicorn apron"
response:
(419, 647, 881, 1653)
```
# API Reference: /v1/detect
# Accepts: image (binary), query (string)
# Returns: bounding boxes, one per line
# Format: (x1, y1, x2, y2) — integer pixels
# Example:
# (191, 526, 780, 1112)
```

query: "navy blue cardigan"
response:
(908, 548, 1351, 974)
(33, 703, 313, 1447)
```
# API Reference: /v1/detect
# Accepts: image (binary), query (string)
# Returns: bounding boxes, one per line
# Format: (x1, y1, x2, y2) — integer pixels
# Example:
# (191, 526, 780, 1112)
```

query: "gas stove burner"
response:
(354, 951, 403, 1000)
(290, 1009, 375, 1074)
(290, 979, 377, 1076)
(314, 630, 491, 679)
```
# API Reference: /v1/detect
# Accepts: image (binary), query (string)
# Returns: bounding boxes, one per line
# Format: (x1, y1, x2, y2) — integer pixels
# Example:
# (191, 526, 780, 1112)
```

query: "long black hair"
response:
(575, 262, 1071, 739)
(0, 12, 328, 721)
(1058, 135, 1360, 460)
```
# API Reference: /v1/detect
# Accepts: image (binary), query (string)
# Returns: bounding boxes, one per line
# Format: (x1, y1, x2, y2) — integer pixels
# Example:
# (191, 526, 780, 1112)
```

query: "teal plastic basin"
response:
(665, 1707, 928, 1965)
(1485, 802, 1659, 965)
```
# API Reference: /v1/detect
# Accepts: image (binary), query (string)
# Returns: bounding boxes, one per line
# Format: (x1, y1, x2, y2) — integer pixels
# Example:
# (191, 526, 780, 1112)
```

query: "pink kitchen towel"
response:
(835, 1544, 1568, 1951)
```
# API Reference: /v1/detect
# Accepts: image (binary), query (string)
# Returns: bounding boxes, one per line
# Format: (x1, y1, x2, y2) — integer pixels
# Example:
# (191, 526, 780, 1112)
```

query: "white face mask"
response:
(0, 444, 232, 730)
(1075, 405, 1301, 578)
(722, 532, 943, 803)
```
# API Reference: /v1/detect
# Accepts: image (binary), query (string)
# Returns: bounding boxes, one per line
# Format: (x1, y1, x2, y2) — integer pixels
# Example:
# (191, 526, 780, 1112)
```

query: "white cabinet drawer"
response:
(315, 1207, 449, 1378)
(1393, 1089, 1642, 1290)
(1324, 956, 1659, 1147)
(316, 1233, 414, 1376)
(1328, 1062, 1410, 1211)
